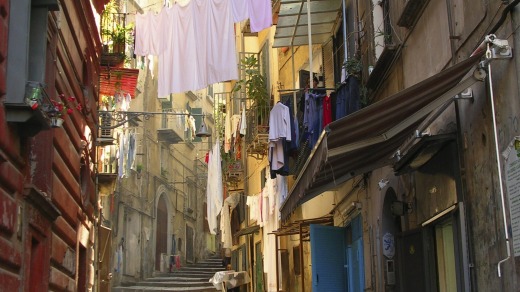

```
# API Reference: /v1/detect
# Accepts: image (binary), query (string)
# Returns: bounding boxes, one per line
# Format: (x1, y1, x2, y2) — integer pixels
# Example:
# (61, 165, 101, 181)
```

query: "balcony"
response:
(245, 102, 270, 159)
(235, 53, 271, 160)
(98, 144, 118, 186)
(223, 160, 244, 187)
(158, 109, 185, 144)
(100, 12, 130, 67)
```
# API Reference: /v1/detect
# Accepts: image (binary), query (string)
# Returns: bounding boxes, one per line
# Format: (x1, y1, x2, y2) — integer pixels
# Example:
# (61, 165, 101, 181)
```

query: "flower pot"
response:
(29, 100, 39, 110)
(50, 117, 64, 128)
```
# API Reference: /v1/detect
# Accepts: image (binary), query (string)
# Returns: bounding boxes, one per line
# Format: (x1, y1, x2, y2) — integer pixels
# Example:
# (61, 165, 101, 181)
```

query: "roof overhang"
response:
(273, 0, 342, 48)
(393, 133, 456, 175)
(269, 215, 333, 240)
(280, 52, 486, 221)
(234, 225, 260, 238)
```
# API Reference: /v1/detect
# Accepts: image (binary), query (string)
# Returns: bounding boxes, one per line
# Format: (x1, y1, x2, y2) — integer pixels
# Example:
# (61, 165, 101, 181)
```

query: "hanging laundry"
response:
(240, 105, 247, 137)
(135, 0, 238, 95)
(224, 112, 231, 153)
(302, 93, 317, 148)
(231, 0, 249, 22)
(206, 140, 223, 234)
(134, 0, 272, 95)
(231, 0, 272, 32)
(268, 102, 291, 178)
(126, 132, 136, 174)
(322, 94, 332, 128)
(248, 0, 272, 32)
(134, 11, 159, 56)
(189, 115, 196, 137)
(336, 75, 360, 119)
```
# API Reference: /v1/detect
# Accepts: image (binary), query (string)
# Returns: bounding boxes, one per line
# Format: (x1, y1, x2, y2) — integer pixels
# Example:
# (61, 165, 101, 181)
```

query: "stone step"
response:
(144, 276, 210, 282)
(127, 280, 214, 288)
(178, 267, 223, 272)
(153, 272, 217, 278)
(113, 286, 217, 292)
(112, 257, 224, 292)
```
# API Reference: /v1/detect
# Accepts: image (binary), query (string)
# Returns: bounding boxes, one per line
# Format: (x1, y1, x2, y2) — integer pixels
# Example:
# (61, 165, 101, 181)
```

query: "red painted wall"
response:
(0, 0, 101, 290)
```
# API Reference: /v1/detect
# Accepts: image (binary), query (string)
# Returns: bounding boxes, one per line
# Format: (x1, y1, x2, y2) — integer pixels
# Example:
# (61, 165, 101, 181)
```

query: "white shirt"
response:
(268, 102, 291, 141)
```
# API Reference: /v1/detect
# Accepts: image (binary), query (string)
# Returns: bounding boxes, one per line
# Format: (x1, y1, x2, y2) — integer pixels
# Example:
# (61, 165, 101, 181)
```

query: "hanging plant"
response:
(344, 57, 362, 78)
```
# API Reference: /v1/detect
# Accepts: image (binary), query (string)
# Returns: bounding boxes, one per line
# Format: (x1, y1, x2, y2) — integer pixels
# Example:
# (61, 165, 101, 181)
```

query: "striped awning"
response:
(280, 52, 486, 221)
(99, 67, 139, 98)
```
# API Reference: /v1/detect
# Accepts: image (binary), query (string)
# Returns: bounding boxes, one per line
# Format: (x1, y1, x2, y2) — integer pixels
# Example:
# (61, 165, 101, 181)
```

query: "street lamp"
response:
(196, 115, 211, 137)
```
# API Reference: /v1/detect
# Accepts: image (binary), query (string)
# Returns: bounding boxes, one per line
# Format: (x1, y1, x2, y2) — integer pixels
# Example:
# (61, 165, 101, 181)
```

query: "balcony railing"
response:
(245, 101, 270, 159)
(98, 145, 118, 175)
(100, 12, 129, 66)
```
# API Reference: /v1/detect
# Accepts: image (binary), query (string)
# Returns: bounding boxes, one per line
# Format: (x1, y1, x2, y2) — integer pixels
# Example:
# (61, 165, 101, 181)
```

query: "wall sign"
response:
(505, 137, 520, 257)
(383, 232, 395, 259)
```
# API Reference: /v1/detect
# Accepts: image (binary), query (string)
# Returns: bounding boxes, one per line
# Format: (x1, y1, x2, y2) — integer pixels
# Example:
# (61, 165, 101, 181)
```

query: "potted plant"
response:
(344, 57, 362, 78)
(48, 94, 82, 128)
(102, 24, 132, 54)
(232, 55, 270, 127)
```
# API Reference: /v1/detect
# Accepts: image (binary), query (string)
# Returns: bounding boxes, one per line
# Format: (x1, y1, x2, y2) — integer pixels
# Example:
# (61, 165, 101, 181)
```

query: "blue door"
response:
(351, 238, 365, 291)
(351, 216, 365, 291)
(310, 225, 346, 292)
(346, 246, 353, 292)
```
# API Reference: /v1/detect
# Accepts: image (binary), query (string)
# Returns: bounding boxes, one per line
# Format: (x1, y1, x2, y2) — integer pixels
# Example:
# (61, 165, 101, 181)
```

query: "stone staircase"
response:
(113, 257, 223, 292)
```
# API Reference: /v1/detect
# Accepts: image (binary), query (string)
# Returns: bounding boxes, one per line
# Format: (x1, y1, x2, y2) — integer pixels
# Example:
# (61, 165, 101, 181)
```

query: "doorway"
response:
(155, 195, 168, 271)
(399, 218, 459, 292)
(310, 216, 364, 292)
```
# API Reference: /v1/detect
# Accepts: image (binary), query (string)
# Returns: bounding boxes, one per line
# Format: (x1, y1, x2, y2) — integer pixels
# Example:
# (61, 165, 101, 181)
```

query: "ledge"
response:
(5, 103, 50, 136)
(24, 184, 61, 222)
(366, 44, 400, 90)
(397, 0, 430, 28)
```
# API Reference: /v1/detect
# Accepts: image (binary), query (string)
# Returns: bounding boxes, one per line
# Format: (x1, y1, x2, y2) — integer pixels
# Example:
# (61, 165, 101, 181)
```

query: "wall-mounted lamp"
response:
(378, 179, 389, 190)
(414, 128, 431, 138)
(343, 201, 362, 217)
(390, 201, 413, 216)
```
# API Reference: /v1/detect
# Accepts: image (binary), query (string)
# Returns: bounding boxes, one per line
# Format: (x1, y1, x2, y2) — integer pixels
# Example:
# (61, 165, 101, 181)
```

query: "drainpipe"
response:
(306, 0, 313, 89)
(376, 219, 383, 292)
(342, 0, 348, 62)
(469, 0, 520, 277)
(487, 54, 511, 277)
(474, 0, 520, 276)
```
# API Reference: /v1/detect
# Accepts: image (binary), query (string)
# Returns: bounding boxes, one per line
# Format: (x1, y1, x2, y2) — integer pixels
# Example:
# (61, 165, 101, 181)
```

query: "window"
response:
(160, 145, 168, 177)
(186, 179, 195, 212)
(374, 0, 392, 59)
(191, 107, 203, 143)
(259, 42, 270, 95)
(435, 221, 457, 291)
(5, 0, 59, 134)
(293, 245, 301, 275)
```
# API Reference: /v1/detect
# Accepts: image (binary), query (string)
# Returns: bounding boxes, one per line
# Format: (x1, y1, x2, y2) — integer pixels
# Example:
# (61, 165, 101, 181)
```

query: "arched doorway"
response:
(155, 195, 168, 271)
